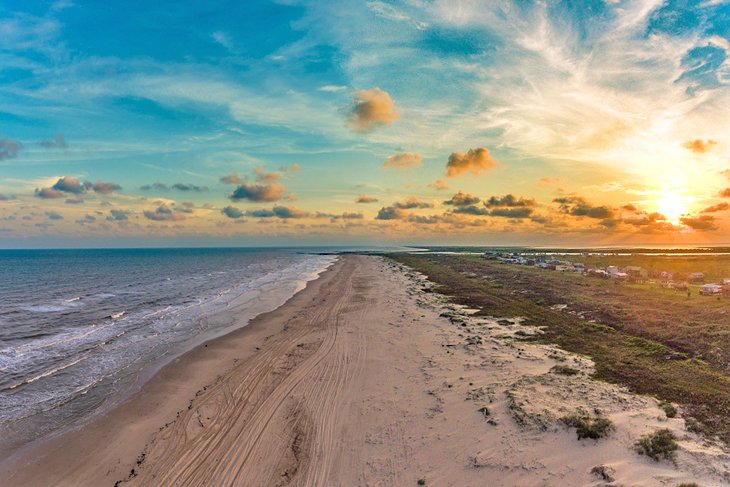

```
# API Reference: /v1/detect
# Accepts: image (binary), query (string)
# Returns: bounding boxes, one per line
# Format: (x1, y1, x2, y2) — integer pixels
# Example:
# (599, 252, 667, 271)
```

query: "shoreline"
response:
(0, 255, 342, 486)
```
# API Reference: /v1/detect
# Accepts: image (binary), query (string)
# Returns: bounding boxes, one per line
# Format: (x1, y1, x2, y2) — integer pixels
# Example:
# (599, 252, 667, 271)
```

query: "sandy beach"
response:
(2, 255, 729, 486)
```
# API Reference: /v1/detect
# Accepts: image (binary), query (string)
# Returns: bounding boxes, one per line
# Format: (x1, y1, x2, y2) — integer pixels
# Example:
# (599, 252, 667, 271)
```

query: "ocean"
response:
(0, 248, 336, 457)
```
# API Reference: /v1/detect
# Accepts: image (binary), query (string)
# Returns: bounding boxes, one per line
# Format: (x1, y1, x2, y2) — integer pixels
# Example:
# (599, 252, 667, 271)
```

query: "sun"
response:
(655, 190, 690, 224)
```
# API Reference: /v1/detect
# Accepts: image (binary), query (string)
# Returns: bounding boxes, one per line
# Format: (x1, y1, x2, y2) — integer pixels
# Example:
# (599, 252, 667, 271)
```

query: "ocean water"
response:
(0, 248, 335, 457)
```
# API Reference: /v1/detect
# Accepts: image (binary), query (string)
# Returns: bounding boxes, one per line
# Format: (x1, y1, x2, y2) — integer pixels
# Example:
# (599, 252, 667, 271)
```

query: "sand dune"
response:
(3, 255, 729, 486)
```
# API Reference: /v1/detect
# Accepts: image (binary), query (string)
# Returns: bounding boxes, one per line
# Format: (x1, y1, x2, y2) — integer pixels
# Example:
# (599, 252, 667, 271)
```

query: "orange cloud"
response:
(538, 177, 561, 186)
(229, 183, 285, 202)
(429, 179, 449, 190)
(701, 202, 730, 213)
(680, 214, 718, 231)
(445, 148, 498, 177)
(682, 139, 717, 153)
(382, 152, 422, 170)
(356, 194, 378, 203)
(443, 191, 480, 206)
(348, 88, 399, 132)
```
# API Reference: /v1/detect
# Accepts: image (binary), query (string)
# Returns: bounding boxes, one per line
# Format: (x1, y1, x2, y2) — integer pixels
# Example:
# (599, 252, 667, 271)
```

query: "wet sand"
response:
(2, 255, 728, 486)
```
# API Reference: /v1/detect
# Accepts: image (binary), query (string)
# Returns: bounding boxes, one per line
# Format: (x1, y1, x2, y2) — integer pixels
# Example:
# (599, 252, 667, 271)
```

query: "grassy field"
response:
(389, 253, 730, 445)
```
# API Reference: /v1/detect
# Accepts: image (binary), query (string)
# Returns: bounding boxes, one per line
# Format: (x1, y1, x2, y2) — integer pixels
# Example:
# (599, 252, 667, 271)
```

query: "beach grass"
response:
(389, 253, 730, 445)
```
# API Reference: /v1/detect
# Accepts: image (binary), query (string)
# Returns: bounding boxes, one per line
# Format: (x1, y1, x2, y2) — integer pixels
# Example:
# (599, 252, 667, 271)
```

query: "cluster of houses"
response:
(483, 252, 730, 296)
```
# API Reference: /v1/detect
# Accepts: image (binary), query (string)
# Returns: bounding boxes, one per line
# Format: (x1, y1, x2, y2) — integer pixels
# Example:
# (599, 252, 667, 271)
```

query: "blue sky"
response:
(1, 0, 729, 247)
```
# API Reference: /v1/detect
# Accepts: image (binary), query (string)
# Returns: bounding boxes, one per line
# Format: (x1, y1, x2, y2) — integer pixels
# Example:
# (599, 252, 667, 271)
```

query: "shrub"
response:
(561, 411, 614, 440)
(685, 417, 704, 434)
(635, 428, 678, 461)
(551, 365, 580, 376)
(659, 400, 677, 418)
(417, 479, 426, 486)
(590, 465, 615, 482)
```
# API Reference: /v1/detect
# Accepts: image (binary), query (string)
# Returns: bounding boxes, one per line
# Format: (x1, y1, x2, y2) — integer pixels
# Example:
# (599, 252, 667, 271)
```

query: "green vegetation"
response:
(417, 479, 426, 486)
(659, 400, 678, 418)
(389, 253, 730, 445)
(550, 365, 580, 376)
(635, 428, 679, 461)
(561, 410, 614, 440)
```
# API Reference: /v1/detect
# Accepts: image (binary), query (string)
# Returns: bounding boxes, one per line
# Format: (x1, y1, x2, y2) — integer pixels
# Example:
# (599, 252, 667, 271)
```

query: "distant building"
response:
(624, 266, 648, 278)
(689, 272, 706, 283)
(699, 283, 722, 296)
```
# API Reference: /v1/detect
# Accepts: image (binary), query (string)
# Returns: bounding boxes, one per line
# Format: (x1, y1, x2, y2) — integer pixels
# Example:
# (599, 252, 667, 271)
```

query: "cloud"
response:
(220, 172, 243, 184)
(0, 194, 11, 201)
(393, 196, 433, 209)
(428, 179, 449, 190)
(445, 148, 498, 177)
(719, 188, 730, 198)
(623, 212, 668, 226)
(376, 197, 434, 221)
(554, 196, 614, 219)
(175, 201, 196, 213)
(140, 183, 170, 191)
(356, 194, 378, 203)
(348, 87, 399, 132)
(682, 139, 718, 153)
(538, 177, 561, 186)
(452, 205, 490, 216)
(107, 209, 130, 221)
(46, 211, 63, 220)
(382, 152, 422, 170)
(489, 207, 534, 218)
(701, 202, 730, 213)
(221, 205, 245, 219)
(0, 137, 22, 160)
(52, 176, 86, 194)
(143, 204, 185, 222)
(75, 214, 96, 225)
(319, 85, 347, 92)
(247, 206, 309, 219)
(171, 183, 208, 192)
(38, 134, 67, 150)
(211, 30, 233, 50)
(622, 203, 638, 211)
(484, 194, 537, 208)
(92, 180, 122, 194)
(139, 182, 207, 192)
(375, 206, 406, 220)
(230, 183, 285, 202)
(35, 188, 64, 199)
(680, 214, 718, 231)
(65, 198, 84, 204)
(443, 190, 480, 206)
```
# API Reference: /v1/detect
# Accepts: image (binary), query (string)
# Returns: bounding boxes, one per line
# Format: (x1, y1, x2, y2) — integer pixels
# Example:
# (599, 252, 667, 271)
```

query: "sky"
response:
(1, 0, 729, 247)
